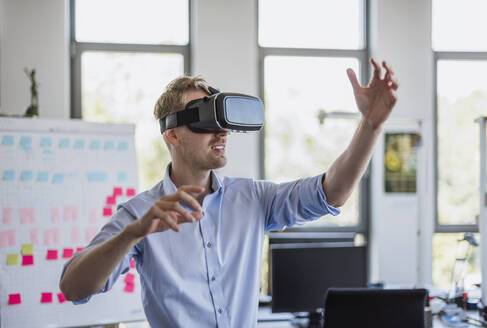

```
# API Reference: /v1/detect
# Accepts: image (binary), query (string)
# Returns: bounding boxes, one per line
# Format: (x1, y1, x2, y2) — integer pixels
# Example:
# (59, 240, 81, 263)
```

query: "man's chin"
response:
(211, 157, 227, 169)
(197, 156, 227, 171)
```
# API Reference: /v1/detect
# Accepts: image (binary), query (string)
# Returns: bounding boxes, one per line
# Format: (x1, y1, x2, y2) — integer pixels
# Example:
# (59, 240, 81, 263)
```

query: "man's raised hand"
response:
(346, 58, 399, 130)
(126, 185, 205, 241)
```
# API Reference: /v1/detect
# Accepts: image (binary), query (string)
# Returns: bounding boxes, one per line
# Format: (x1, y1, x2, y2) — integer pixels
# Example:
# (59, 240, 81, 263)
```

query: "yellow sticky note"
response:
(21, 243, 34, 255)
(7, 254, 19, 265)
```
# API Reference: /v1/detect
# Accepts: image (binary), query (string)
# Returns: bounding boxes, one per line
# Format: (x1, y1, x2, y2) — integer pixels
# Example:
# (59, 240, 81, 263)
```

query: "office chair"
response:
(323, 288, 428, 328)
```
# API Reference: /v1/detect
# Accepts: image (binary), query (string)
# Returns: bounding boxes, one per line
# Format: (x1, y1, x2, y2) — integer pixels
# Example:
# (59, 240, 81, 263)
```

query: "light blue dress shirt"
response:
(70, 165, 340, 327)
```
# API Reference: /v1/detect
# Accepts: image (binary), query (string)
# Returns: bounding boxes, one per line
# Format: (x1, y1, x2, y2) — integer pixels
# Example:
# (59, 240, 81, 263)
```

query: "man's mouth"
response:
(211, 144, 226, 154)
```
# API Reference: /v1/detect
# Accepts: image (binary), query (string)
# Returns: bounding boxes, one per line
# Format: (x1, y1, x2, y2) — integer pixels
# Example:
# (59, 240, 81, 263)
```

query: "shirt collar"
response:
(161, 163, 222, 196)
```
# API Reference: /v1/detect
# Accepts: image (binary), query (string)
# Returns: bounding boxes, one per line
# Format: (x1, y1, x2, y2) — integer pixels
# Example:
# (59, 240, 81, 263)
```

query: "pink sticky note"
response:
(51, 207, 60, 223)
(52, 229, 60, 244)
(124, 282, 135, 293)
(2, 208, 13, 224)
(63, 206, 72, 221)
(0, 231, 9, 247)
(30, 228, 39, 244)
(124, 273, 135, 284)
(72, 206, 79, 221)
(41, 292, 53, 303)
(113, 187, 123, 196)
(7, 230, 16, 246)
(130, 259, 136, 269)
(76, 247, 84, 252)
(57, 293, 66, 303)
(62, 248, 74, 258)
(8, 293, 21, 305)
(46, 249, 58, 260)
(22, 255, 34, 266)
(102, 207, 112, 217)
(19, 207, 35, 224)
(1, 230, 16, 247)
(43, 230, 51, 245)
(63, 206, 79, 222)
(51, 229, 59, 244)
(44, 229, 60, 246)
(71, 227, 80, 243)
(106, 196, 116, 205)
(85, 226, 98, 242)
(89, 208, 98, 223)
(126, 188, 136, 197)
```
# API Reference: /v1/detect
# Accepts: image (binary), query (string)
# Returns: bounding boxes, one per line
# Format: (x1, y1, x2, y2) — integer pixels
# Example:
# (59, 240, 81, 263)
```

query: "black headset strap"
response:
(159, 107, 200, 133)
(159, 85, 219, 134)
(208, 86, 220, 95)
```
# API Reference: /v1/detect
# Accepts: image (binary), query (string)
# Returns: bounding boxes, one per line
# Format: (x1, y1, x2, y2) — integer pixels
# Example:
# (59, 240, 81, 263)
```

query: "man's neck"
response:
(170, 163, 212, 203)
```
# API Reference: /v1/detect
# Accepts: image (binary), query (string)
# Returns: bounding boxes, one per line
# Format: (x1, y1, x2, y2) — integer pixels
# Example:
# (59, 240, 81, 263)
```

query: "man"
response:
(60, 58, 398, 327)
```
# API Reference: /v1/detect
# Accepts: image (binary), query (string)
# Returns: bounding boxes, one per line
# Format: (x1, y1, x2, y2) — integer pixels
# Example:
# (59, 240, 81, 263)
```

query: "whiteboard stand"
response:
(0, 118, 144, 327)
(476, 116, 487, 317)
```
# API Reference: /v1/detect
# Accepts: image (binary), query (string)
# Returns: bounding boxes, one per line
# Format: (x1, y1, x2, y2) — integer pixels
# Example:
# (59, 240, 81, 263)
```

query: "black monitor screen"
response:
(271, 242, 367, 313)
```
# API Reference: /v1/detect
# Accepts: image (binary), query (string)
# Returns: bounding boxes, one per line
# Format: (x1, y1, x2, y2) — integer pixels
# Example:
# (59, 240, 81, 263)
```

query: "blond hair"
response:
(154, 75, 212, 120)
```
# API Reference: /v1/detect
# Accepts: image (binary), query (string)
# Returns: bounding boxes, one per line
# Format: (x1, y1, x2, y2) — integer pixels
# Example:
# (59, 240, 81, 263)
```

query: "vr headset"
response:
(159, 86, 265, 134)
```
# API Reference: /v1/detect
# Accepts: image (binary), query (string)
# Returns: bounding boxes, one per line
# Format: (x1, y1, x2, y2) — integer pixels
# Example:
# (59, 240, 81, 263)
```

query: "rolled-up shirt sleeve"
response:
(59, 206, 140, 304)
(253, 173, 341, 232)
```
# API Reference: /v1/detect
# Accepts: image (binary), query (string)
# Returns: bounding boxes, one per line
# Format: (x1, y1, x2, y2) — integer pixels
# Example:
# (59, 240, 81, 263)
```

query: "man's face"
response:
(170, 89, 229, 171)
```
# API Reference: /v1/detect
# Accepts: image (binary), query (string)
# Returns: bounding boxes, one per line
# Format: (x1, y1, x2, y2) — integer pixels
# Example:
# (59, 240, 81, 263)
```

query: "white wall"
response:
(0, 0, 436, 286)
(369, 0, 434, 286)
(0, 0, 70, 118)
(191, 0, 260, 179)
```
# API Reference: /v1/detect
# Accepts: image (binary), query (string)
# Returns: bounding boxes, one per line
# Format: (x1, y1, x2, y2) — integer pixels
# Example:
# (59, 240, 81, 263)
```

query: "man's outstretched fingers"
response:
(150, 205, 179, 232)
(160, 212, 180, 232)
(382, 61, 394, 76)
(346, 69, 360, 93)
(165, 188, 202, 212)
(370, 58, 382, 79)
(159, 199, 196, 222)
(389, 77, 399, 90)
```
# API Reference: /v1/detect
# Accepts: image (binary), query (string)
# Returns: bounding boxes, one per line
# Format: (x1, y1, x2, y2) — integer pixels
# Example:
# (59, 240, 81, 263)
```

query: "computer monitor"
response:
(270, 242, 367, 314)
(268, 232, 356, 245)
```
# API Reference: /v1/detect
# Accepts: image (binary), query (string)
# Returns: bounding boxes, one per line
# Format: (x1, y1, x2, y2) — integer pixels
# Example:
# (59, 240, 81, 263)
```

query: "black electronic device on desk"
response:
(270, 242, 367, 328)
(268, 232, 356, 245)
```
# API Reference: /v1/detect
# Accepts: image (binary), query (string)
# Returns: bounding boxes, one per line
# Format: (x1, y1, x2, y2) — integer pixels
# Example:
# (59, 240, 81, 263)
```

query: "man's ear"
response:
(164, 128, 181, 148)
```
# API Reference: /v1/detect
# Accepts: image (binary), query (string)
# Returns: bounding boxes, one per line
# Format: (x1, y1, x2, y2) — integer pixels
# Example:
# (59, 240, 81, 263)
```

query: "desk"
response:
(434, 311, 485, 328)
(258, 306, 485, 328)
(257, 307, 303, 327)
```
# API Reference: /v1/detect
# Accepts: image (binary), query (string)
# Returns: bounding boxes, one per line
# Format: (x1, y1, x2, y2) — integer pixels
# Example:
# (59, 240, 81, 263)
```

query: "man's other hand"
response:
(125, 185, 204, 241)
(346, 58, 399, 130)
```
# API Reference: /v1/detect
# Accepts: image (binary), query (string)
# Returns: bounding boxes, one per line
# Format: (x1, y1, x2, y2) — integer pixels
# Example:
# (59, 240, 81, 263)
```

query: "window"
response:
(433, 0, 487, 289)
(259, 0, 368, 294)
(259, 0, 368, 231)
(71, 0, 190, 191)
(258, 0, 364, 49)
(432, 0, 487, 52)
(264, 56, 361, 228)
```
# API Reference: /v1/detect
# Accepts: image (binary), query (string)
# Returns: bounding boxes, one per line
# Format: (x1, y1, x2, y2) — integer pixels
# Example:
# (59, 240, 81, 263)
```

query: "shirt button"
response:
(211, 276, 216, 281)
(218, 308, 223, 314)
(207, 242, 212, 248)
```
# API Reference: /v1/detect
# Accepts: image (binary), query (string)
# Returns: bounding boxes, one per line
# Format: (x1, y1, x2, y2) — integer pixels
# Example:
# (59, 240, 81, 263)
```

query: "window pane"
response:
(81, 51, 184, 190)
(76, 0, 189, 45)
(437, 60, 487, 225)
(433, 233, 480, 290)
(432, 0, 487, 51)
(264, 56, 360, 227)
(259, 0, 364, 49)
